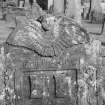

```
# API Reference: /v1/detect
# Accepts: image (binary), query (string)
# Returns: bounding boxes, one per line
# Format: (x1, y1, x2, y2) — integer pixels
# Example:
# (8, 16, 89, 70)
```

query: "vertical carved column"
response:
(53, 0, 64, 14)
(74, 0, 81, 24)
(65, 0, 76, 18)
(25, 0, 30, 8)
(48, 0, 53, 10)
(48, 0, 53, 13)
(65, 0, 82, 24)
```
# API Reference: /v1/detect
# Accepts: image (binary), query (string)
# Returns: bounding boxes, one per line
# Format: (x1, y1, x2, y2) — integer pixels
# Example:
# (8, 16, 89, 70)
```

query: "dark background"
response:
(36, 0, 48, 10)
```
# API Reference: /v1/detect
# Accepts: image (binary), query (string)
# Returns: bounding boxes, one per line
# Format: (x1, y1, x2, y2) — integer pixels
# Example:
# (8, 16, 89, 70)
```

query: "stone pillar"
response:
(48, 0, 53, 9)
(65, 0, 81, 24)
(65, 0, 76, 18)
(25, 0, 30, 8)
(48, 0, 53, 13)
(53, 0, 64, 14)
(74, 0, 81, 24)
(92, 0, 102, 13)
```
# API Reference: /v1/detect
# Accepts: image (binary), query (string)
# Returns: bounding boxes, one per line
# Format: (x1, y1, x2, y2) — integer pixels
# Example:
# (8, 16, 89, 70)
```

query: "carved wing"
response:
(6, 16, 89, 57)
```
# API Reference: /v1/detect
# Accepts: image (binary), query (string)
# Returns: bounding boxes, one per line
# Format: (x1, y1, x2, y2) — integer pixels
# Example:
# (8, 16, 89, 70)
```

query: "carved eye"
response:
(32, 90, 38, 96)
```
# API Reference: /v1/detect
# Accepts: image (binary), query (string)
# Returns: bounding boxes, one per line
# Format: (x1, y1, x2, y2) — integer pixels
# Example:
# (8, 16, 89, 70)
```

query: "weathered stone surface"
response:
(6, 15, 89, 58)
(4, 14, 88, 105)
(0, 3, 104, 105)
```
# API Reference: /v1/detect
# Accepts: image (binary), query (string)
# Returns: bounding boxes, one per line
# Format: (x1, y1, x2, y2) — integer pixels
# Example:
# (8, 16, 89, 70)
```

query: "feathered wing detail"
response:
(6, 16, 89, 57)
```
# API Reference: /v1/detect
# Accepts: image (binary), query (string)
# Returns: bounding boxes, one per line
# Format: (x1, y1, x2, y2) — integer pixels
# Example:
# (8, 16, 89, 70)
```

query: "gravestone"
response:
(0, 2, 104, 105)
